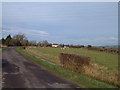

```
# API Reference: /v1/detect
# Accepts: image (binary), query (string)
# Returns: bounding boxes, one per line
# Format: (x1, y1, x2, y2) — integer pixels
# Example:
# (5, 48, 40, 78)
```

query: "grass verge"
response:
(16, 48, 118, 88)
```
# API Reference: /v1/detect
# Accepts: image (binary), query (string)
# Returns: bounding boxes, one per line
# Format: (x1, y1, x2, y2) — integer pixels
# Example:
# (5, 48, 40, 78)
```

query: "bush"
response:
(21, 46, 26, 49)
(59, 53, 90, 73)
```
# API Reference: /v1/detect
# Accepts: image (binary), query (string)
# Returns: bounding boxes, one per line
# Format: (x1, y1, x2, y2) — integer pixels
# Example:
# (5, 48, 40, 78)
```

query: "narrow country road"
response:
(2, 48, 82, 88)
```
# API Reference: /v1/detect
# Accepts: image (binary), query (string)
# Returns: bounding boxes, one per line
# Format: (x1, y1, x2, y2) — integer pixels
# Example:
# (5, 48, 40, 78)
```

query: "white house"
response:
(52, 44, 59, 48)
(64, 45, 69, 48)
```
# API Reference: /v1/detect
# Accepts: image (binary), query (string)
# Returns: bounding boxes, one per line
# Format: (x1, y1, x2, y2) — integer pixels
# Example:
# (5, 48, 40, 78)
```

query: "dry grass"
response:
(83, 63, 119, 87)
(26, 48, 60, 65)
(59, 52, 119, 87)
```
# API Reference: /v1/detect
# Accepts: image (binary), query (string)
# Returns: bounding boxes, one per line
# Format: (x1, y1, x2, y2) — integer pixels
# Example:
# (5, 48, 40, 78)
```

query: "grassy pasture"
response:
(26, 47, 119, 87)
(26, 47, 118, 71)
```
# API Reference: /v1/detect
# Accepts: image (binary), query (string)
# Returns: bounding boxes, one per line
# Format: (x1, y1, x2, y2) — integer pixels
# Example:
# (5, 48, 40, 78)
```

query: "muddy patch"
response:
(2, 59, 26, 88)
(2, 59, 19, 73)
(3, 74, 26, 88)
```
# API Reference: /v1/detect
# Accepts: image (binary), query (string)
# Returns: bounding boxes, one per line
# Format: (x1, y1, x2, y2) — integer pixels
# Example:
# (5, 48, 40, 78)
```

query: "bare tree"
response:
(29, 40, 37, 46)
(13, 33, 28, 46)
(41, 40, 49, 47)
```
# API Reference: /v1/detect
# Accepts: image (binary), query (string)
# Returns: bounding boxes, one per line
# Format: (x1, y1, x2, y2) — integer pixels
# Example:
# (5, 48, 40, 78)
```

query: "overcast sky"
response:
(2, 2, 118, 46)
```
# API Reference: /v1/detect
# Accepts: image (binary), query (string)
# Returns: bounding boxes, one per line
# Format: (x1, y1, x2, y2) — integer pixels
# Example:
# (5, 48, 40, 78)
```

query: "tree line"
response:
(0, 33, 92, 48)
(1, 33, 49, 47)
(1, 33, 119, 54)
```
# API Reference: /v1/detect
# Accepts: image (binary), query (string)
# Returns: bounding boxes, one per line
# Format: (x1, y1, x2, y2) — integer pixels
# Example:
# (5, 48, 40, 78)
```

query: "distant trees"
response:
(59, 44, 64, 47)
(4, 34, 12, 46)
(37, 40, 49, 47)
(13, 34, 28, 46)
(1, 33, 49, 47)
(1, 38, 5, 45)
(41, 40, 49, 47)
(10, 39, 21, 46)
(1, 34, 29, 46)
(87, 45, 92, 48)
(29, 40, 37, 46)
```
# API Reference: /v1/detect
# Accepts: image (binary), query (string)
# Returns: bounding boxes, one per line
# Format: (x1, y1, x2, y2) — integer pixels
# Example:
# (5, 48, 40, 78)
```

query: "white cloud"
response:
(43, 35, 118, 46)
(2, 26, 49, 37)
(53, 37, 118, 46)
(72, 37, 118, 46)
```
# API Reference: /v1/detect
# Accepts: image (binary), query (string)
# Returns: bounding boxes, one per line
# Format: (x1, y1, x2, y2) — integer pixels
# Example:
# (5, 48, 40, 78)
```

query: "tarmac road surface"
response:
(2, 48, 83, 88)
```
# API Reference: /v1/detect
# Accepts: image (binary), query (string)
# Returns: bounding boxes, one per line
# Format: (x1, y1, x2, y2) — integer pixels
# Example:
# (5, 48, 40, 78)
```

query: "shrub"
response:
(87, 45, 92, 48)
(59, 53, 90, 73)
(21, 46, 26, 49)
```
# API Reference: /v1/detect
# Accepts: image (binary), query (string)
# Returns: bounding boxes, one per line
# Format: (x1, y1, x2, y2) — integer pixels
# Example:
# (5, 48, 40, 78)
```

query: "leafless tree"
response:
(13, 33, 28, 46)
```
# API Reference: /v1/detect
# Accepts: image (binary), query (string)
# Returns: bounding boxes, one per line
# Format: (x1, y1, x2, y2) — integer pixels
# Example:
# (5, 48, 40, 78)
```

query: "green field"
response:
(25, 47, 119, 87)
(26, 47, 118, 71)
(16, 47, 117, 88)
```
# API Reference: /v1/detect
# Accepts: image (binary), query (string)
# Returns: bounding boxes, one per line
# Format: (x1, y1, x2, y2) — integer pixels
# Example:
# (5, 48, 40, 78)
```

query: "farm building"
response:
(64, 45, 69, 48)
(52, 44, 59, 48)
